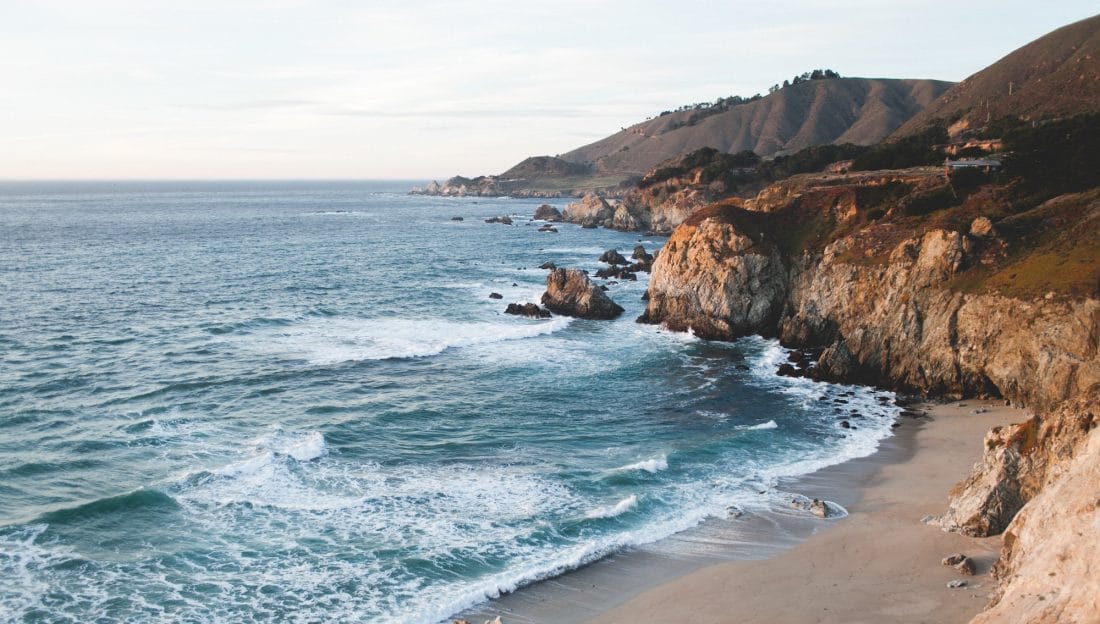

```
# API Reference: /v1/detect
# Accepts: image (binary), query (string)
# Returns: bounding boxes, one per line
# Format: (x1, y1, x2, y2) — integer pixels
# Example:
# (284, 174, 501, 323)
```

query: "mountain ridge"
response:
(560, 77, 953, 176)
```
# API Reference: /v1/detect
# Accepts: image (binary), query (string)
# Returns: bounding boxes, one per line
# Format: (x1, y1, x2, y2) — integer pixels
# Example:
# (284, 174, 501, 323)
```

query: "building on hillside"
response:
(944, 157, 1003, 176)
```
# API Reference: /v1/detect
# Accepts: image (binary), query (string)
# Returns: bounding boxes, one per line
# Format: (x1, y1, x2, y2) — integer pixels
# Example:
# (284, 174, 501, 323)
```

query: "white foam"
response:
(284, 432, 326, 462)
(611, 454, 668, 474)
(584, 494, 639, 519)
(740, 420, 778, 431)
(241, 316, 572, 365)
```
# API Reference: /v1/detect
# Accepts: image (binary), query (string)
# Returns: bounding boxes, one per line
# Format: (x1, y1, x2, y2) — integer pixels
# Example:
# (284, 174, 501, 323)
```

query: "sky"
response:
(1, 1, 1096, 180)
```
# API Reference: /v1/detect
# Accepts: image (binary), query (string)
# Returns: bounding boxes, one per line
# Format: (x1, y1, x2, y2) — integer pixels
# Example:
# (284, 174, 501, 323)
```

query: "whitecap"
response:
(239, 316, 572, 365)
(611, 454, 668, 474)
(284, 431, 325, 462)
(584, 494, 639, 519)
(739, 420, 778, 431)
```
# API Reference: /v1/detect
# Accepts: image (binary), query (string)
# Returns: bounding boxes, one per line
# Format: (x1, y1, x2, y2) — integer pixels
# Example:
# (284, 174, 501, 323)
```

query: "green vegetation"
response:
(755, 143, 868, 182)
(850, 123, 948, 171)
(640, 147, 759, 188)
(1002, 113, 1100, 196)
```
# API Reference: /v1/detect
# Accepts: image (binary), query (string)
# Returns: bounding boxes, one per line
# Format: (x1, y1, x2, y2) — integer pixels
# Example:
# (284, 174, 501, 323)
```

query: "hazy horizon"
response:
(3, 1, 1097, 180)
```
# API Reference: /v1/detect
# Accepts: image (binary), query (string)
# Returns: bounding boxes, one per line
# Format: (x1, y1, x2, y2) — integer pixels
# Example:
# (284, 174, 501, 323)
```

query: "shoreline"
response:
(460, 400, 1021, 624)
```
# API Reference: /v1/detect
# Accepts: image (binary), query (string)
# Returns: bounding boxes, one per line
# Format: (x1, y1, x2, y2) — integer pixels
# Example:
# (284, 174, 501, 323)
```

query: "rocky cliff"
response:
(639, 171, 1100, 623)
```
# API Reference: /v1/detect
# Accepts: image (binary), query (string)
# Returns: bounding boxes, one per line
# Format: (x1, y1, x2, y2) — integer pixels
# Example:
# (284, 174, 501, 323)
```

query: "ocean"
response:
(0, 181, 900, 623)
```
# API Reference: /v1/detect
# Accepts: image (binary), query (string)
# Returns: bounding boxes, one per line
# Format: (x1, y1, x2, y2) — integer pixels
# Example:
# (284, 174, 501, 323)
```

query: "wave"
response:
(584, 494, 639, 520)
(239, 316, 572, 365)
(611, 454, 668, 474)
(739, 420, 778, 431)
(36, 489, 179, 525)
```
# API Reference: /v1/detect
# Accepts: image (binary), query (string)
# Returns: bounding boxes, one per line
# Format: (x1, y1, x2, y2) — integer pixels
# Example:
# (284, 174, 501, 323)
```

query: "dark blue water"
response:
(0, 181, 898, 623)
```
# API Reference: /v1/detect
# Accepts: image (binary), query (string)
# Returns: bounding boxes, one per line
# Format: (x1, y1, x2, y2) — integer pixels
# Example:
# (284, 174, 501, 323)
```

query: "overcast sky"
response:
(1, 1, 1095, 180)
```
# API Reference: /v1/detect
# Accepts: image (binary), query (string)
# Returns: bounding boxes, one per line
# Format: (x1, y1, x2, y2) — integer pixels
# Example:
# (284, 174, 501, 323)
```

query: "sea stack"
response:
(541, 268, 624, 319)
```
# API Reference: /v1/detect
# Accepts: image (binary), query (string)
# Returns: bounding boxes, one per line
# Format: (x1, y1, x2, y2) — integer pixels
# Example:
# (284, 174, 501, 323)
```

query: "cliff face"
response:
(640, 174, 1100, 623)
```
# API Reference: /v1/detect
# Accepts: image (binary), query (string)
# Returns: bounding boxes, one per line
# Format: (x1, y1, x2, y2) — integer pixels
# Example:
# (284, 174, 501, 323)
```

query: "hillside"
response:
(559, 77, 952, 177)
(895, 13, 1100, 137)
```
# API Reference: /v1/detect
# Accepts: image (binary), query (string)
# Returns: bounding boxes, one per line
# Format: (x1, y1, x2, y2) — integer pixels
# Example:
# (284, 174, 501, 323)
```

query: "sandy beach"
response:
(463, 400, 1023, 624)
(584, 401, 1020, 624)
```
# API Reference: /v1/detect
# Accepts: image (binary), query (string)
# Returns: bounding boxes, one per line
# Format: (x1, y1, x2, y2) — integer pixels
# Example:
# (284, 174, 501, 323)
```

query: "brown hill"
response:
(499, 156, 591, 179)
(894, 14, 1100, 137)
(557, 77, 952, 177)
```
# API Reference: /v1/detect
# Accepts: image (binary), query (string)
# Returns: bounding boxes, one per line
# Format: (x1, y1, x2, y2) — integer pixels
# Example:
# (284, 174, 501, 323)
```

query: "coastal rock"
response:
(941, 553, 967, 566)
(599, 249, 630, 265)
(541, 268, 624, 320)
(938, 395, 1097, 537)
(485, 216, 514, 225)
(504, 302, 551, 318)
(451, 216, 464, 221)
(488, 292, 503, 300)
(630, 246, 656, 273)
(533, 204, 563, 222)
(637, 209, 788, 340)
(539, 262, 557, 270)
(595, 266, 637, 281)
(563, 193, 614, 228)
(538, 225, 558, 233)
(634, 171, 1100, 624)
(971, 397, 1100, 624)
(611, 203, 643, 231)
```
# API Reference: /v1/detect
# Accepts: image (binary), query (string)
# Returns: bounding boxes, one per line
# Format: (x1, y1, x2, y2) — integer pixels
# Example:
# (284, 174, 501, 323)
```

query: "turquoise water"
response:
(0, 181, 898, 623)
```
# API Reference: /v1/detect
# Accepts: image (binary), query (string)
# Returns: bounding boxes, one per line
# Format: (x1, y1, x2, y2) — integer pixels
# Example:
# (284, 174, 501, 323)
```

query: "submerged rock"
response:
(541, 268, 624, 320)
(504, 302, 550, 318)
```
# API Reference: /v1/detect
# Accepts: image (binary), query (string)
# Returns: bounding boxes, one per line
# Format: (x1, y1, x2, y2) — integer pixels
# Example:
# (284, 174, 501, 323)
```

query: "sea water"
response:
(0, 181, 899, 623)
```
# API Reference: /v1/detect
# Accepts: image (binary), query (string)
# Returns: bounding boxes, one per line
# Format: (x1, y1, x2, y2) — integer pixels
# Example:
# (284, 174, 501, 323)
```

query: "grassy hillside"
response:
(894, 13, 1100, 137)
(557, 77, 952, 176)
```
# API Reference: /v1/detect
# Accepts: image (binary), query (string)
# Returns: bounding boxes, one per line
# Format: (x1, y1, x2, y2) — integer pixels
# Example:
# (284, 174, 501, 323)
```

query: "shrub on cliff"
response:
(1002, 113, 1100, 196)
(851, 124, 948, 171)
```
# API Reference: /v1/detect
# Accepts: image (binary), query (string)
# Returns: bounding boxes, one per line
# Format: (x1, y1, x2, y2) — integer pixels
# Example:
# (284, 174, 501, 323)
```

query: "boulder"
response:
(488, 292, 503, 300)
(599, 249, 630, 265)
(504, 302, 551, 318)
(970, 216, 996, 238)
(533, 204, 563, 222)
(541, 268, 624, 320)
(595, 265, 637, 281)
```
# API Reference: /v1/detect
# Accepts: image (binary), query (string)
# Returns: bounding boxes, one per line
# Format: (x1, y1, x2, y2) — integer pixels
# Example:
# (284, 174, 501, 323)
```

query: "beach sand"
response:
(584, 401, 1019, 624)
(462, 401, 1023, 624)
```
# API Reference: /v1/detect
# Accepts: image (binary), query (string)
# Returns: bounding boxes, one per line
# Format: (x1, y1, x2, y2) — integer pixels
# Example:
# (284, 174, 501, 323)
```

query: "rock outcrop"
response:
(504, 302, 551, 318)
(638, 215, 788, 339)
(541, 268, 624, 320)
(638, 171, 1100, 624)
(970, 393, 1100, 624)
(562, 193, 615, 228)
(533, 204, 563, 222)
